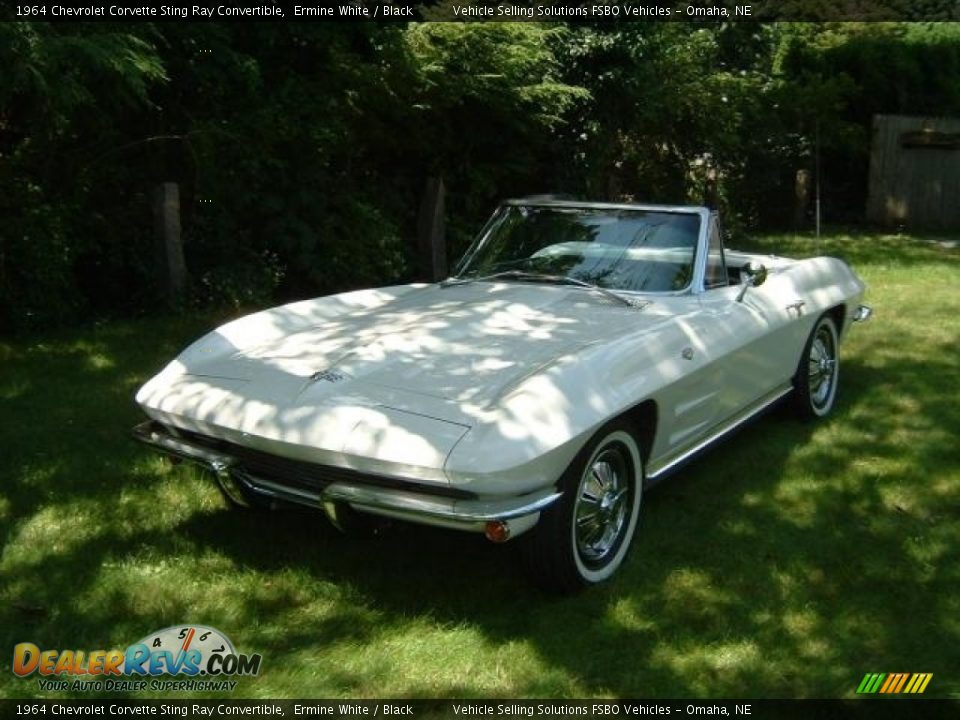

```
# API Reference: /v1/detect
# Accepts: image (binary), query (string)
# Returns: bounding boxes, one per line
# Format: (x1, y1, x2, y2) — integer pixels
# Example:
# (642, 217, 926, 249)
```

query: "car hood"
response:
(176, 283, 654, 422)
(136, 282, 684, 476)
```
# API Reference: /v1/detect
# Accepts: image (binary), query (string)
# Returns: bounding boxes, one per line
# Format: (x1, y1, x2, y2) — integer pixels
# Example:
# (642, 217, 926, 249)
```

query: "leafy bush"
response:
(3, 22, 960, 332)
(196, 251, 285, 310)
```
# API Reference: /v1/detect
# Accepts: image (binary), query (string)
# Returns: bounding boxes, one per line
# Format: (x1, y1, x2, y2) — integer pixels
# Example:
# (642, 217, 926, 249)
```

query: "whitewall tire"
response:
(522, 421, 643, 593)
(794, 314, 840, 419)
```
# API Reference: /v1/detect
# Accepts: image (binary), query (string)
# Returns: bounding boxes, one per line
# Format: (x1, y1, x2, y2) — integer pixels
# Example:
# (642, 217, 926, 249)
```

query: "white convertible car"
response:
(135, 199, 871, 592)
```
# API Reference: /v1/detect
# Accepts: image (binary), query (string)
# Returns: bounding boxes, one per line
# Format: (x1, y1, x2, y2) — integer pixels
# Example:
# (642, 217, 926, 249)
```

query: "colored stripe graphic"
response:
(856, 673, 885, 694)
(912, 673, 933, 694)
(858, 672, 932, 694)
(881, 673, 908, 693)
(879, 674, 896, 693)
(895, 673, 910, 692)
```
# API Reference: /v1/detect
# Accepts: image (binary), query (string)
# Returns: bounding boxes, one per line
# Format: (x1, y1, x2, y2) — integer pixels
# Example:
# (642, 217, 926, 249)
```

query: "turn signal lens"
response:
(484, 520, 511, 543)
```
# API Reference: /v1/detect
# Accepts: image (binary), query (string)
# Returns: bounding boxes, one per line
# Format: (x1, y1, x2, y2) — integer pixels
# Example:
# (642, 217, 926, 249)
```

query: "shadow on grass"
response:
(2, 247, 958, 698)
(157, 349, 955, 697)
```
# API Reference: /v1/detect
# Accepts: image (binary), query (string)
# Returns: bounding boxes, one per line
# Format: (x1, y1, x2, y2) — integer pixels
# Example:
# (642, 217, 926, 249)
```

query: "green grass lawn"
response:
(1, 231, 957, 699)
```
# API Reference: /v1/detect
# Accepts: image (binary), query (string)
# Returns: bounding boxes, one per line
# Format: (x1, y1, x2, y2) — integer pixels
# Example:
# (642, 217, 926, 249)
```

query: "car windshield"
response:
(454, 205, 701, 293)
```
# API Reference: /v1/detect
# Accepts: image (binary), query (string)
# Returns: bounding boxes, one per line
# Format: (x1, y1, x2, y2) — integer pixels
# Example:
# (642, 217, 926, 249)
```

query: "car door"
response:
(646, 293, 728, 460)
(696, 217, 798, 421)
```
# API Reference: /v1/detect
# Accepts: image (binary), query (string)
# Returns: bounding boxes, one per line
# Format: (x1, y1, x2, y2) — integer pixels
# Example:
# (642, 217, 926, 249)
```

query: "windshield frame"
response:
(451, 200, 712, 296)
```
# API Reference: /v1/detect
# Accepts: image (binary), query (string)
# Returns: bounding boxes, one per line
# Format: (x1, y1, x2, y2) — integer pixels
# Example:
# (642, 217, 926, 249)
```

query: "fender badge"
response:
(310, 369, 346, 384)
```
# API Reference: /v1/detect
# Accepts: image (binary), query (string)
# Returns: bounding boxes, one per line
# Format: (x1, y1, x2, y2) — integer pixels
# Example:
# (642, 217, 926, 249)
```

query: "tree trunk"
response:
(153, 182, 187, 304)
(794, 169, 811, 227)
(417, 176, 447, 281)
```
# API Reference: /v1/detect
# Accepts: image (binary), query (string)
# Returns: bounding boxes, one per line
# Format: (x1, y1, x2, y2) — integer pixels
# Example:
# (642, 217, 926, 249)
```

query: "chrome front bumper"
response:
(853, 304, 873, 323)
(132, 421, 560, 536)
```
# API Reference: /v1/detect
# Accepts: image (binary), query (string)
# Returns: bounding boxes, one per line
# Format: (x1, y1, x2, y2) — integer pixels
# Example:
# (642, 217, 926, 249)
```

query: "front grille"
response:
(171, 425, 475, 500)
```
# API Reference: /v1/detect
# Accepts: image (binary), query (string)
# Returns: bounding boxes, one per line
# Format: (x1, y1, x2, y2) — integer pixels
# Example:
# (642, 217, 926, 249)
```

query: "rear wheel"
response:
(522, 421, 643, 594)
(794, 314, 840, 418)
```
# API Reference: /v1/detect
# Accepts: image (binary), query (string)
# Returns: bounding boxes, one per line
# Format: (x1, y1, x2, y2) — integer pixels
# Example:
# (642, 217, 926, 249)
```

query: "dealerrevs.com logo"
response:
(13, 625, 262, 692)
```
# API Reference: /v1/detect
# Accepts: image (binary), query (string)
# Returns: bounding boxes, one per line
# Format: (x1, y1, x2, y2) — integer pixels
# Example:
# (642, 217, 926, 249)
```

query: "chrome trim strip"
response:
(324, 483, 562, 523)
(853, 304, 873, 323)
(449, 202, 708, 298)
(646, 384, 793, 482)
(133, 422, 235, 469)
(133, 421, 562, 528)
(502, 199, 709, 214)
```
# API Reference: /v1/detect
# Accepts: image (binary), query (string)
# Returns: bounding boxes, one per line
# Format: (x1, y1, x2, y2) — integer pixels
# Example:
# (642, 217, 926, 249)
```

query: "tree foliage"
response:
(2, 21, 959, 332)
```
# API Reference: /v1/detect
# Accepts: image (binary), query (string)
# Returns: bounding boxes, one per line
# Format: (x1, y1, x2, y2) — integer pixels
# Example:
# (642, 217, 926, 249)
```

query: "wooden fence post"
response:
(417, 176, 447, 281)
(794, 169, 811, 227)
(153, 182, 187, 304)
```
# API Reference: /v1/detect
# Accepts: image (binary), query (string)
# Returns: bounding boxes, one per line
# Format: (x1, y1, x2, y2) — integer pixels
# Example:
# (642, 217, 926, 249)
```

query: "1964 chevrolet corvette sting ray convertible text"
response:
(135, 199, 871, 592)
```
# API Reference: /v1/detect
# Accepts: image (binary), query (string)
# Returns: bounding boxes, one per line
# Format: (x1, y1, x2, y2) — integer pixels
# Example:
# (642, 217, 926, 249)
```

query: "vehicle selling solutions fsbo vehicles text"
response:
(450, 4, 752, 18)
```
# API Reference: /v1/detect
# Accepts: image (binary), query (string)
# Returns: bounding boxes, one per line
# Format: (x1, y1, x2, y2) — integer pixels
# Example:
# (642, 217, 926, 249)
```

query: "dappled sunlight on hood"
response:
(228, 284, 599, 405)
(135, 281, 690, 486)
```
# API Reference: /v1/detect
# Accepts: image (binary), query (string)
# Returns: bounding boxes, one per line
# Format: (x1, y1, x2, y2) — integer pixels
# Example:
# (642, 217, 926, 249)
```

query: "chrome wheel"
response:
(522, 423, 643, 593)
(795, 314, 840, 419)
(808, 323, 837, 410)
(574, 447, 631, 567)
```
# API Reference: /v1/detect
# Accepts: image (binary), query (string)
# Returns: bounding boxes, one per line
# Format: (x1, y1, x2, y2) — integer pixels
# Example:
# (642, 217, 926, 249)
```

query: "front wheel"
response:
(794, 314, 840, 419)
(522, 421, 643, 594)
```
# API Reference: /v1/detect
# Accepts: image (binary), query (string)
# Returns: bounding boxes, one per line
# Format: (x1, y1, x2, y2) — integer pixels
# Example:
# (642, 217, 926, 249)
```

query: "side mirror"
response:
(736, 261, 767, 302)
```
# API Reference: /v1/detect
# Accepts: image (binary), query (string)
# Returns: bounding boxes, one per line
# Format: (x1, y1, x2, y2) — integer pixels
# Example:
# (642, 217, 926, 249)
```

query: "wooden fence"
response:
(866, 114, 960, 229)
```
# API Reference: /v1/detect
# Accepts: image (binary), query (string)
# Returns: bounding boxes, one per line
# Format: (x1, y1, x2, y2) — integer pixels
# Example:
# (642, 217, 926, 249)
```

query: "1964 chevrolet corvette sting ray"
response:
(134, 200, 871, 592)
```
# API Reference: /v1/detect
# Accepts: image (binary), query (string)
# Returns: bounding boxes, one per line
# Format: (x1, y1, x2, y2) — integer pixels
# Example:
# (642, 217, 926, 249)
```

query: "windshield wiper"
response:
(441, 270, 643, 308)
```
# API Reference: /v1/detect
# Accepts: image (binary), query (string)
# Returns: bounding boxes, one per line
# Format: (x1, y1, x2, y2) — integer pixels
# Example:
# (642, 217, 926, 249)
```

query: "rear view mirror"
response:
(736, 262, 767, 302)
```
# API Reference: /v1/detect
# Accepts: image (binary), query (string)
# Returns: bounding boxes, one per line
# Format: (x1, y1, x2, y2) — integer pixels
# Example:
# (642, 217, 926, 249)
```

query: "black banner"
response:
(3, 0, 960, 23)
(2, 700, 960, 720)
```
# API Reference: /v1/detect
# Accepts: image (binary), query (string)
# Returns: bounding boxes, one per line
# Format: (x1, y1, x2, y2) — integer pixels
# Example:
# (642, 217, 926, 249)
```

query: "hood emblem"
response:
(309, 369, 346, 384)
